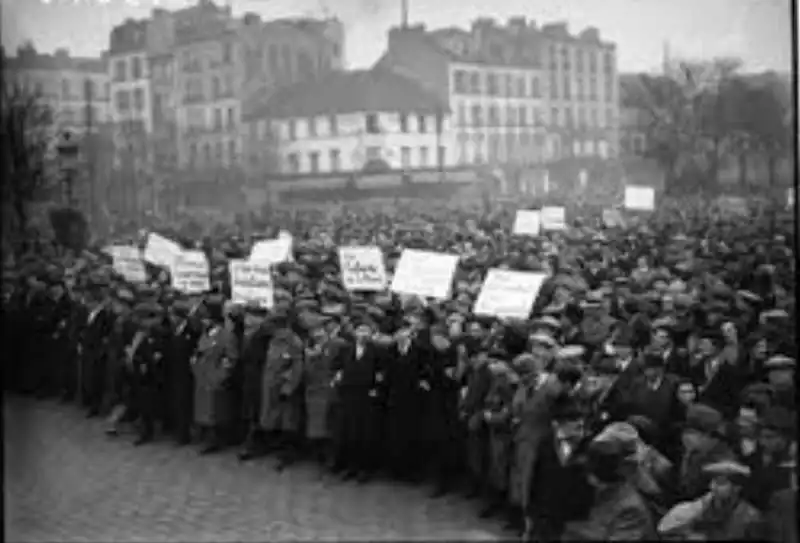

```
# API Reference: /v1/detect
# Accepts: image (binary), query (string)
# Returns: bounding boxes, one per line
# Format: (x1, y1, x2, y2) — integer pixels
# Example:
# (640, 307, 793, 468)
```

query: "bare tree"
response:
(1, 81, 56, 239)
(628, 57, 791, 193)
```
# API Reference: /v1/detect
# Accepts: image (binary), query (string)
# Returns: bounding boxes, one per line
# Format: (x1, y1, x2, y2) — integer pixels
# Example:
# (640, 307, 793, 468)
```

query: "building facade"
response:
(375, 17, 619, 166)
(246, 69, 450, 175)
(239, 15, 345, 175)
(108, 19, 151, 133)
(4, 44, 110, 136)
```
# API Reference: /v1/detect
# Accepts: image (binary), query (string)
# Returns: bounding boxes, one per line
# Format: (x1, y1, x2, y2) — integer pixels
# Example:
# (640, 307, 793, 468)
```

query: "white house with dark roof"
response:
(244, 68, 453, 175)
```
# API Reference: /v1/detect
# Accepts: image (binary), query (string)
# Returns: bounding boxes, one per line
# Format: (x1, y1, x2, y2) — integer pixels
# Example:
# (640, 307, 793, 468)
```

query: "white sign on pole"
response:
(390, 249, 459, 300)
(109, 245, 147, 283)
(541, 206, 566, 230)
(338, 246, 387, 291)
(172, 250, 210, 294)
(787, 188, 795, 209)
(512, 210, 541, 236)
(143, 232, 182, 270)
(229, 259, 274, 308)
(249, 237, 293, 265)
(473, 270, 548, 320)
(624, 185, 655, 211)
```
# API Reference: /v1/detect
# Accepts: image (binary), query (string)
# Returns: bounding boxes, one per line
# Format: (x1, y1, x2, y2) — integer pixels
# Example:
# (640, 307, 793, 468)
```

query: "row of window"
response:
(284, 113, 442, 141)
(181, 42, 234, 73)
(551, 76, 615, 102)
(453, 70, 541, 98)
(547, 44, 615, 73)
(15, 77, 108, 101)
(184, 105, 238, 132)
(115, 88, 146, 112)
(58, 105, 105, 125)
(454, 103, 616, 128)
(113, 55, 145, 82)
(187, 138, 238, 166)
(285, 149, 341, 174)
(283, 145, 447, 174)
(453, 133, 611, 164)
(182, 75, 235, 103)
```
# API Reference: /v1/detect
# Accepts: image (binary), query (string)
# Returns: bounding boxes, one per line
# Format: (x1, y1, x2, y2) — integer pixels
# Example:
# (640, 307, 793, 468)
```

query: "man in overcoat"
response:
(192, 295, 240, 454)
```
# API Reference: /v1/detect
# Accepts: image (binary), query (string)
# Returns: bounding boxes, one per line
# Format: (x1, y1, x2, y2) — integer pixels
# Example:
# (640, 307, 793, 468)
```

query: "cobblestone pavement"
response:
(4, 397, 506, 542)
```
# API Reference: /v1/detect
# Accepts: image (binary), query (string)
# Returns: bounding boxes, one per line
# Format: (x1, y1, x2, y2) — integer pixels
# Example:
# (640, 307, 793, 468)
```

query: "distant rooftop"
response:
(245, 68, 448, 121)
(5, 45, 107, 73)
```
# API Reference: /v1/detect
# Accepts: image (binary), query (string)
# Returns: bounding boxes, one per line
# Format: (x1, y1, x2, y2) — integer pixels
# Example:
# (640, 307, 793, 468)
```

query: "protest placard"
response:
(541, 206, 566, 230)
(512, 210, 541, 236)
(108, 245, 147, 283)
(715, 196, 749, 217)
(143, 232, 182, 270)
(338, 246, 387, 291)
(390, 249, 459, 300)
(473, 269, 548, 320)
(624, 186, 655, 211)
(172, 250, 210, 294)
(249, 237, 293, 265)
(229, 260, 274, 308)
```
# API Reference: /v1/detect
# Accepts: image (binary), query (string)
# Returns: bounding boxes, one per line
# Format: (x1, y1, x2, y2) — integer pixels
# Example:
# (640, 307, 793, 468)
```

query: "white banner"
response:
(229, 259, 274, 308)
(624, 185, 655, 211)
(108, 245, 146, 283)
(172, 250, 210, 294)
(249, 237, 293, 265)
(390, 249, 459, 300)
(512, 210, 541, 236)
(143, 232, 182, 270)
(541, 206, 566, 230)
(473, 269, 548, 319)
(338, 246, 387, 291)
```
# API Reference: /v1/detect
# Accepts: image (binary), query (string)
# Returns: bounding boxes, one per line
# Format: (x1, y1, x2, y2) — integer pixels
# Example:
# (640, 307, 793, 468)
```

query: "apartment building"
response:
(539, 22, 619, 159)
(173, 19, 242, 170)
(375, 17, 619, 165)
(4, 44, 110, 136)
(108, 19, 151, 135)
(239, 15, 345, 175)
(246, 69, 449, 176)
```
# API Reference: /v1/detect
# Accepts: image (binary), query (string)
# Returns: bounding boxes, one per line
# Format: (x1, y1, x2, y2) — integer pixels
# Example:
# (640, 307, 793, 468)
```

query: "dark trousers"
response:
(334, 397, 378, 472)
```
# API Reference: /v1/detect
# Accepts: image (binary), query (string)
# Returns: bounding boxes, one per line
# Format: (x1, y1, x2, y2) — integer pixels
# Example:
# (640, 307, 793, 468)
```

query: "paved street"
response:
(4, 397, 505, 542)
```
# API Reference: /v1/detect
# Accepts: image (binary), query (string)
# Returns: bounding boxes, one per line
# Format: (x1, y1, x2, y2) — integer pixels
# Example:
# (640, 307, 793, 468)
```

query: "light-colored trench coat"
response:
(192, 324, 239, 427)
(259, 328, 304, 432)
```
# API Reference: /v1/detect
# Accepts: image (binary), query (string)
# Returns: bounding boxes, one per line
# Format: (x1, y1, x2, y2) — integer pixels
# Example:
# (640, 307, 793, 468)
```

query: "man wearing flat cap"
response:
(258, 308, 305, 471)
(330, 314, 384, 483)
(192, 294, 241, 454)
(659, 459, 764, 540)
(678, 402, 734, 501)
(128, 301, 171, 445)
(79, 279, 116, 417)
(742, 406, 796, 511)
(164, 298, 204, 445)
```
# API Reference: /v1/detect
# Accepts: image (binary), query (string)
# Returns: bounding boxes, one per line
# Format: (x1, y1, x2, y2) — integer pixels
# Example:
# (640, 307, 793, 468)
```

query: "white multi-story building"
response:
(4, 44, 110, 135)
(108, 18, 152, 133)
(245, 69, 451, 175)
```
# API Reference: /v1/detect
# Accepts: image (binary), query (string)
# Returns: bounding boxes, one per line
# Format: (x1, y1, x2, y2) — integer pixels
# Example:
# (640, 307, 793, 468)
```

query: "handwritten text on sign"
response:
(172, 250, 210, 294)
(109, 245, 147, 283)
(390, 249, 459, 300)
(229, 260, 274, 308)
(338, 246, 387, 291)
(473, 269, 548, 320)
(512, 210, 541, 236)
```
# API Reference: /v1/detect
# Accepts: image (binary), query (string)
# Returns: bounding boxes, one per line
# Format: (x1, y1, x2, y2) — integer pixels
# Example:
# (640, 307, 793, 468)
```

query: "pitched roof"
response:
(246, 69, 449, 121)
(5, 53, 107, 73)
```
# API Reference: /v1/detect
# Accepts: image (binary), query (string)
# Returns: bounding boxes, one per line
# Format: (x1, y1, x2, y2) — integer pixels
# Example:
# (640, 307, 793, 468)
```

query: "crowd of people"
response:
(2, 188, 797, 542)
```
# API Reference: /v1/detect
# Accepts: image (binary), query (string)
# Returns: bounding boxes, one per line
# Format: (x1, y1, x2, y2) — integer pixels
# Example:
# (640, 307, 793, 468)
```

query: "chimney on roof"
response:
(55, 48, 70, 59)
(579, 27, 601, 42)
(507, 16, 526, 34)
(152, 7, 167, 18)
(401, 0, 408, 29)
(243, 12, 261, 25)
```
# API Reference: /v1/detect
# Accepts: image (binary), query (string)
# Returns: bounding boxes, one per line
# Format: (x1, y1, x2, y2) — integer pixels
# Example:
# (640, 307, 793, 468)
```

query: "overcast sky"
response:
(1, 0, 793, 73)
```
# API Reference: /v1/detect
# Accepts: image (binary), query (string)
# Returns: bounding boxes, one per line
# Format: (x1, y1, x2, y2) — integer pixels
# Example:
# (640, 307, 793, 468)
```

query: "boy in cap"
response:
(743, 406, 796, 510)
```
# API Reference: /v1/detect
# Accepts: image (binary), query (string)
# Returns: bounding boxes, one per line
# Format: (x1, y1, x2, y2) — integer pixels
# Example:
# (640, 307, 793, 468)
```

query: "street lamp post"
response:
(57, 132, 80, 206)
